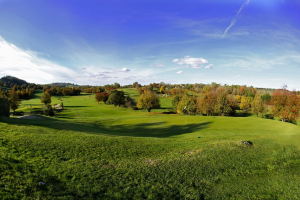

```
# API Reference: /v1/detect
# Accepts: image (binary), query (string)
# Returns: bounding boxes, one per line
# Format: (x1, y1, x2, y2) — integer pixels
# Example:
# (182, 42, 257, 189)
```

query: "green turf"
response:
(1, 90, 300, 199)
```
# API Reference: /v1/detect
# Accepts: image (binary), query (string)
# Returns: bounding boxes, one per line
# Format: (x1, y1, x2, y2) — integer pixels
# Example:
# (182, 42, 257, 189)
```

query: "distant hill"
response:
(47, 82, 79, 87)
(0, 76, 81, 88)
(0, 76, 29, 86)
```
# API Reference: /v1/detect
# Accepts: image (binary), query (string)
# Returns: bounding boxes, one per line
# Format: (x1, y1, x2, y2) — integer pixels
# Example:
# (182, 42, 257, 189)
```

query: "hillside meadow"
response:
(1, 89, 300, 199)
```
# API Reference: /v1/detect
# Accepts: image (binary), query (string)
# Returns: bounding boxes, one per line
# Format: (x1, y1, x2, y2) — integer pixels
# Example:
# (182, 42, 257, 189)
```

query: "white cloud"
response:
(120, 68, 130, 72)
(0, 36, 78, 84)
(0, 36, 132, 84)
(173, 56, 209, 68)
(176, 71, 183, 74)
(205, 64, 214, 69)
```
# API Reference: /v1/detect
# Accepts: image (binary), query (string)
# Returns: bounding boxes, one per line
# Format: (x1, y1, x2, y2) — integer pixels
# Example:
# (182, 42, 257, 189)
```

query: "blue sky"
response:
(0, 0, 299, 89)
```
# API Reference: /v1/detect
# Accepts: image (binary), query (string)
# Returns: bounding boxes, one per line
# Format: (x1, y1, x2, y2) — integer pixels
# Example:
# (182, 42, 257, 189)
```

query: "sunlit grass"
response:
(1, 89, 300, 199)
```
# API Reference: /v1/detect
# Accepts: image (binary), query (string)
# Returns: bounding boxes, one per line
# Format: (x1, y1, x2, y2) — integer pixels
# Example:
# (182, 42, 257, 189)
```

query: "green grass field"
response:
(1, 89, 300, 199)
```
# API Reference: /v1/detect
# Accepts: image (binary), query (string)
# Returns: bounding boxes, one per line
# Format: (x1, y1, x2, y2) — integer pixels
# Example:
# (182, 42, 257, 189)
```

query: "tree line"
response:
(42, 86, 81, 96)
(172, 85, 300, 123)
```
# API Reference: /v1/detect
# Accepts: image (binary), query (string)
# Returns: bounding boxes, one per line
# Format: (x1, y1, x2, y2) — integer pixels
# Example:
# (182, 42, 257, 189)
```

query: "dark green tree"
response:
(44, 104, 54, 116)
(106, 90, 126, 107)
(113, 82, 121, 89)
(9, 90, 21, 114)
(172, 95, 182, 107)
(125, 96, 137, 108)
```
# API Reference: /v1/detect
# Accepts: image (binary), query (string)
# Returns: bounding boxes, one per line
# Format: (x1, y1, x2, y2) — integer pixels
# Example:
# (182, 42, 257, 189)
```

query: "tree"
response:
(106, 90, 125, 107)
(227, 95, 239, 116)
(271, 89, 300, 123)
(113, 82, 120, 89)
(41, 91, 51, 105)
(0, 97, 10, 117)
(44, 104, 54, 116)
(240, 96, 253, 113)
(137, 91, 160, 112)
(287, 91, 300, 123)
(95, 92, 110, 104)
(132, 82, 138, 88)
(177, 95, 197, 115)
(125, 96, 136, 108)
(197, 91, 217, 116)
(261, 93, 271, 104)
(216, 91, 231, 116)
(9, 90, 21, 114)
(95, 92, 102, 103)
(172, 95, 182, 107)
(251, 95, 267, 117)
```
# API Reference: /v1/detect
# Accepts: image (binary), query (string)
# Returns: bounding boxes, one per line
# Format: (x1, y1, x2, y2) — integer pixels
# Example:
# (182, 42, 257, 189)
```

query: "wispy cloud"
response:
(205, 64, 214, 69)
(176, 71, 183, 74)
(221, 0, 250, 38)
(149, 64, 165, 68)
(218, 53, 300, 71)
(0, 36, 78, 84)
(0, 36, 136, 84)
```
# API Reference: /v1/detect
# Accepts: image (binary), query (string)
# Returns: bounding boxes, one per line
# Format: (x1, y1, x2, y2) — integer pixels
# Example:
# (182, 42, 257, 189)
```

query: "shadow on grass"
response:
(0, 117, 211, 138)
(98, 121, 212, 137)
(78, 93, 93, 96)
(64, 106, 88, 108)
(235, 112, 252, 117)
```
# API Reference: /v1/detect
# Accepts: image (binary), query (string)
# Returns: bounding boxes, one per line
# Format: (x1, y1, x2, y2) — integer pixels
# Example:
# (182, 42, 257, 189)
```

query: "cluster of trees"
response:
(95, 90, 136, 108)
(81, 83, 121, 94)
(95, 88, 160, 112)
(43, 86, 81, 96)
(0, 87, 31, 115)
(172, 86, 265, 117)
(0, 84, 35, 100)
(171, 84, 300, 123)
(172, 89, 241, 116)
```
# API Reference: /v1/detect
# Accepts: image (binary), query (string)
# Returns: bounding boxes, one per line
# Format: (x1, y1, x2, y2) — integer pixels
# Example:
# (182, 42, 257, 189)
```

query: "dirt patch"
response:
(145, 159, 161, 166)
(18, 115, 45, 119)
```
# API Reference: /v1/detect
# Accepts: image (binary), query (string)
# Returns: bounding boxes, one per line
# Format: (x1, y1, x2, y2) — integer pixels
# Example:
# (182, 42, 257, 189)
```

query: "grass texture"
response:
(1, 89, 300, 199)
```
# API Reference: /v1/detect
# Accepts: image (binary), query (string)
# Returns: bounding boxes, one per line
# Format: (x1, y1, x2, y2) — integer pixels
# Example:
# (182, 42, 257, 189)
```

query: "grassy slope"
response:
(1, 89, 300, 199)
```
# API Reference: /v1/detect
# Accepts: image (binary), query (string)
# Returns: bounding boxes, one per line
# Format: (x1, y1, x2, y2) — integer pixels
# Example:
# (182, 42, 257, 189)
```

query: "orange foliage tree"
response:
(95, 92, 110, 104)
(271, 89, 300, 123)
(197, 91, 217, 116)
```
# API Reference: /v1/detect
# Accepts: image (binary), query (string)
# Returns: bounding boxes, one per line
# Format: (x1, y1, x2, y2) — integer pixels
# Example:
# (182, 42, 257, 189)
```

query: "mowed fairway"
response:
(1, 90, 300, 199)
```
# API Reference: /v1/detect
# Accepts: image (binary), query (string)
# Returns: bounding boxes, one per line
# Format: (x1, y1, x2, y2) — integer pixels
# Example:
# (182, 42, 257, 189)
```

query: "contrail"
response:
(221, 0, 250, 38)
